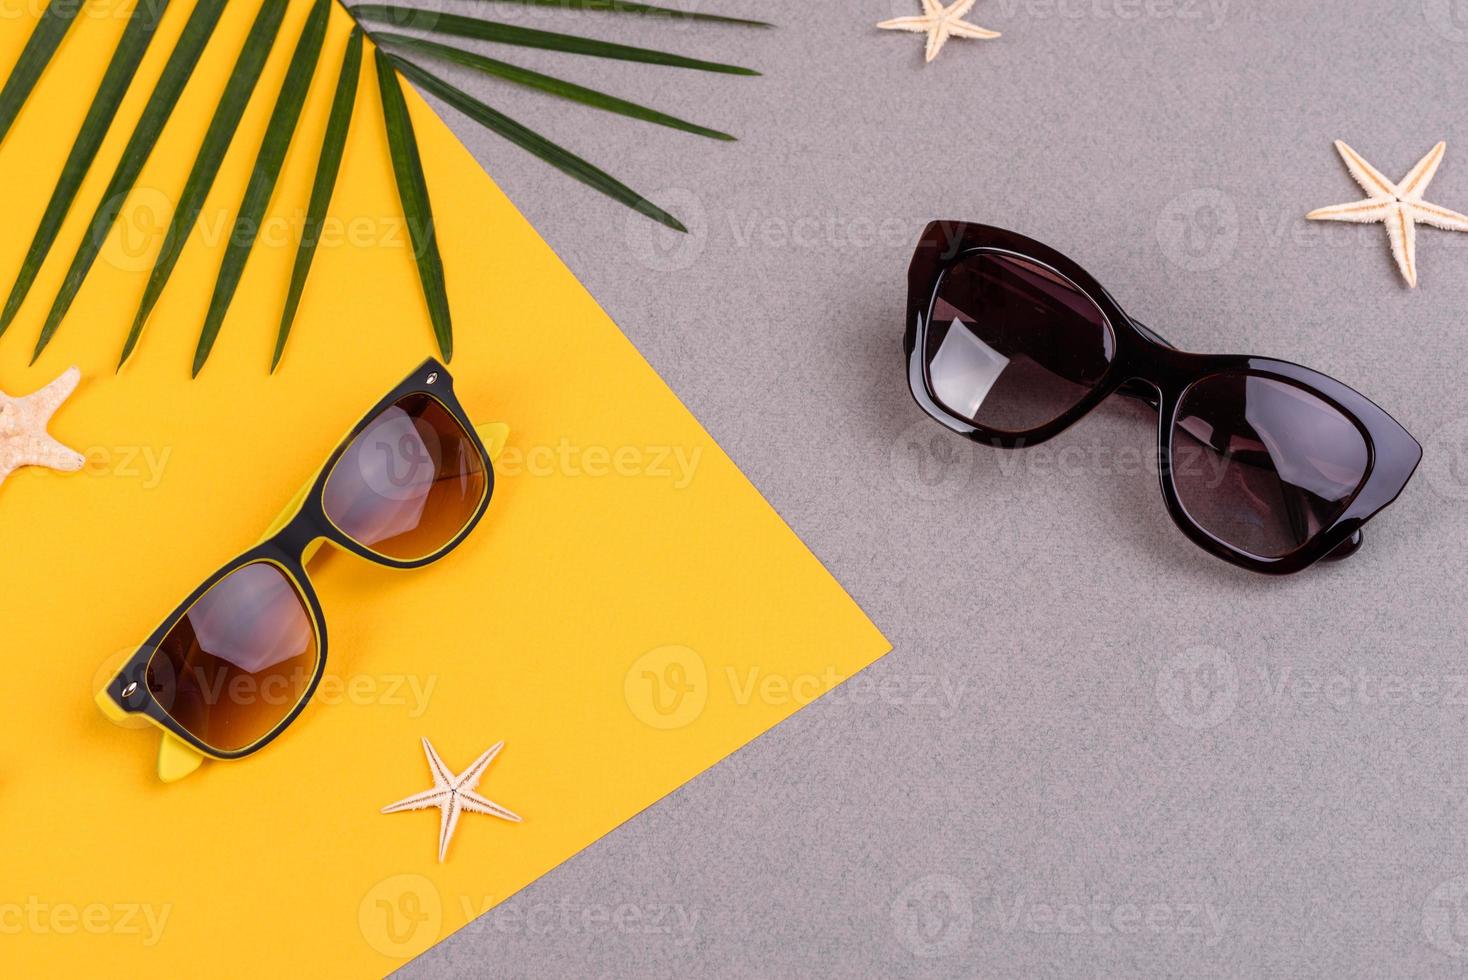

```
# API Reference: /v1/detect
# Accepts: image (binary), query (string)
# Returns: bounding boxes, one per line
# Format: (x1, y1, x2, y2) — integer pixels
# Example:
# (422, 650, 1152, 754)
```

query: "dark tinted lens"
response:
(147, 561, 318, 753)
(925, 253, 1115, 433)
(1172, 373, 1369, 558)
(322, 394, 487, 560)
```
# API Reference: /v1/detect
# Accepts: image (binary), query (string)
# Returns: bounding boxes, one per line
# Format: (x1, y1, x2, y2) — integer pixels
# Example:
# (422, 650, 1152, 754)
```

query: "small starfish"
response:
(381, 737, 521, 862)
(0, 367, 84, 489)
(1307, 140, 1468, 288)
(878, 0, 1000, 63)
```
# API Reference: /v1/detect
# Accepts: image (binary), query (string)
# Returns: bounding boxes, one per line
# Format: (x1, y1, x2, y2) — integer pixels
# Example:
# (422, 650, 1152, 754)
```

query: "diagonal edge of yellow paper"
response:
(0, 2, 888, 974)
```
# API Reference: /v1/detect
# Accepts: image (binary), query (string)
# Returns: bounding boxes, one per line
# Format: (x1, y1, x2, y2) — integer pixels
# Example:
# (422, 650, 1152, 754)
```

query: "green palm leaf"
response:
(374, 32, 733, 140)
(390, 55, 684, 232)
(119, 0, 290, 367)
(352, 6, 759, 75)
(0, 0, 169, 337)
(274, 26, 363, 372)
(462, 0, 771, 27)
(10, 0, 761, 372)
(376, 48, 452, 362)
(0, 0, 81, 149)
(193, 0, 331, 377)
(33, 0, 228, 361)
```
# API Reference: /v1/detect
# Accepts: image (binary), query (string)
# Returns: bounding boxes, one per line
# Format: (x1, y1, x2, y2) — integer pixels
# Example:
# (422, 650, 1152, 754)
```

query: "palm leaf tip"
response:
(0, 0, 167, 340)
(375, 49, 453, 363)
(462, 0, 773, 28)
(121, 0, 290, 368)
(351, 6, 761, 75)
(274, 27, 363, 372)
(372, 33, 737, 141)
(194, 0, 332, 377)
(390, 57, 687, 233)
(31, 0, 230, 363)
(0, 0, 82, 149)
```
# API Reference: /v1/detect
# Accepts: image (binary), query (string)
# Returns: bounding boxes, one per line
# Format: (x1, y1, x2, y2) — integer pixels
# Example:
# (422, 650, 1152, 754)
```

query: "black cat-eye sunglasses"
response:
(904, 222, 1422, 575)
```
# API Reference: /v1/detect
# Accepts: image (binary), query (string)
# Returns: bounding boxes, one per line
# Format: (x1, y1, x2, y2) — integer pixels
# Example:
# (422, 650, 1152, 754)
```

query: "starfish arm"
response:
(1399, 142, 1447, 201)
(455, 740, 505, 793)
(1333, 141, 1398, 199)
(1411, 200, 1468, 233)
(420, 737, 453, 789)
(876, 16, 937, 32)
(460, 790, 523, 823)
(28, 367, 80, 420)
(1385, 206, 1418, 288)
(946, 20, 1002, 39)
(922, 0, 944, 15)
(381, 787, 451, 813)
(945, 0, 980, 16)
(438, 795, 462, 863)
(926, 24, 950, 62)
(1306, 198, 1394, 223)
(22, 435, 84, 472)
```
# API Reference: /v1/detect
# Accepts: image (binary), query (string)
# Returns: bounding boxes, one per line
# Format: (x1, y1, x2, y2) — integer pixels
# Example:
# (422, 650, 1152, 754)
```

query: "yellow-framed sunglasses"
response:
(96, 359, 506, 782)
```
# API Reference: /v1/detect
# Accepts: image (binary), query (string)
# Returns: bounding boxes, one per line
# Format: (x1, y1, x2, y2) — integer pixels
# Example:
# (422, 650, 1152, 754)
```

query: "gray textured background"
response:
(395, 0, 1468, 975)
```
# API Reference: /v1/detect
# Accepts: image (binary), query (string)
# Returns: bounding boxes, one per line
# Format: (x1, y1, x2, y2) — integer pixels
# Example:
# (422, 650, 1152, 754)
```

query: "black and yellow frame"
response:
(96, 358, 496, 777)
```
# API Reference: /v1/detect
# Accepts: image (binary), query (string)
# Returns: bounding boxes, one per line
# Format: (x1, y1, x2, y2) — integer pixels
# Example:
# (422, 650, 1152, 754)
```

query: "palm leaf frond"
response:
(392, 55, 685, 232)
(352, 6, 760, 75)
(374, 33, 733, 140)
(0, 0, 169, 337)
(8, 0, 762, 372)
(274, 26, 363, 372)
(194, 0, 332, 377)
(376, 48, 452, 362)
(0, 0, 82, 148)
(455, 0, 771, 27)
(119, 0, 291, 366)
(33, 0, 229, 361)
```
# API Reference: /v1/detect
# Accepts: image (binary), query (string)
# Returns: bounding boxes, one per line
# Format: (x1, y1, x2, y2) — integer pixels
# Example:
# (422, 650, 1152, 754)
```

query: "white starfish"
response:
(878, 0, 1000, 63)
(0, 366, 84, 489)
(1307, 140, 1468, 288)
(381, 738, 522, 862)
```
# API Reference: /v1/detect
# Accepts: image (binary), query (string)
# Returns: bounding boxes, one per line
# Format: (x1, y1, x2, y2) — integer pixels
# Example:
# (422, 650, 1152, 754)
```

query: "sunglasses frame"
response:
(98, 358, 494, 760)
(904, 222, 1422, 575)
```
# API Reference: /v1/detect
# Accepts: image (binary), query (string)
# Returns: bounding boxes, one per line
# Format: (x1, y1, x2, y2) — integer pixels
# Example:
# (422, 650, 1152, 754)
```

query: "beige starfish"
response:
(1307, 140, 1468, 288)
(878, 0, 1000, 62)
(381, 738, 522, 862)
(0, 367, 84, 489)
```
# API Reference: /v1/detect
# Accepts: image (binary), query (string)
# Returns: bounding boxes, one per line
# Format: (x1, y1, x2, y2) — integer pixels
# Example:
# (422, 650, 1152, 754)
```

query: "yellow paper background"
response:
(0, 2, 888, 973)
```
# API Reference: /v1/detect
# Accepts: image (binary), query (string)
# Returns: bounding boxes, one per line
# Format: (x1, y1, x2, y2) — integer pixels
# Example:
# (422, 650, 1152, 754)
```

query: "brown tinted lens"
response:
(1172, 373, 1369, 558)
(146, 561, 318, 753)
(926, 253, 1115, 433)
(322, 394, 486, 560)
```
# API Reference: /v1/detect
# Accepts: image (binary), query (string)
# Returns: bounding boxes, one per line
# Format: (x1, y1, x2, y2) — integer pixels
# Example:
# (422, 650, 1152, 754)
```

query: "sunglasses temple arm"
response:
(1121, 319, 1364, 562)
